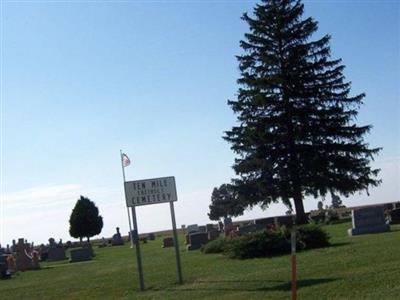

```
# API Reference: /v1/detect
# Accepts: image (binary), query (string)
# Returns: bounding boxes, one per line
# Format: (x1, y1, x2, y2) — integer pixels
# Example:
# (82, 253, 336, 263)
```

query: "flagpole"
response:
(120, 150, 134, 248)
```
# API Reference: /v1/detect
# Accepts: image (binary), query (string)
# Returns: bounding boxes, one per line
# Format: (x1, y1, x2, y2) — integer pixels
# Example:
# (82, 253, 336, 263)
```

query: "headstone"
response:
(69, 248, 92, 263)
(186, 224, 199, 234)
(162, 237, 174, 248)
(47, 238, 66, 261)
(15, 238, 32, 271)
(186, 232, 208, 251)
(208, 230, 220, 241)
(99, 238, 107, 248)
(11, 240, 16, 253)
(206, 224, 215, 232)
(39, 244, 48, 261)
(31, 251, 40, 270)
(82, 242, 95, 257)
(0, 255, 11, 279)
(390, 208, 400, 224)
(6, 255, 16, 274)
(348, 206, 390, 236)
(112, 227, 124, 246)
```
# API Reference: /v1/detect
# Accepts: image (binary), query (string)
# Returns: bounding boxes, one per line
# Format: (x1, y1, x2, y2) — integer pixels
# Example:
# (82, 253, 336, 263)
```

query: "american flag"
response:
(122, 153, 131, 167)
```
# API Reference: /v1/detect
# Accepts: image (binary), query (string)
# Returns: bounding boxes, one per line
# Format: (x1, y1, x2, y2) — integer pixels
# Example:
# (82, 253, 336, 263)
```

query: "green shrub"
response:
(202, 224, 330, 259)
(225, 230, 291, 259)
(297, 224, 330, 249)
(202, 238, 227, 254)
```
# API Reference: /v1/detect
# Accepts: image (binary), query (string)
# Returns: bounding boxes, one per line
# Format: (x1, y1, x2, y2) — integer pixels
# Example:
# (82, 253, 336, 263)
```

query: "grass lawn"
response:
(1, 221, 400, 299)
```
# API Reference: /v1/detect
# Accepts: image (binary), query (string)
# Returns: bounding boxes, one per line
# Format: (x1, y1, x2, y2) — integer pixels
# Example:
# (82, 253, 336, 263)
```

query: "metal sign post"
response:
(124, 175, 183, 290)
(131, 206, 145, 291)
(170, 201, 183, 284)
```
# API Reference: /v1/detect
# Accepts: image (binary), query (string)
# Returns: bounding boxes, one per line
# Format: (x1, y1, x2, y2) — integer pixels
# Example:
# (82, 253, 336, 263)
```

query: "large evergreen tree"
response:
(224, 0, 381, 224)
(69, 196, 103, 243)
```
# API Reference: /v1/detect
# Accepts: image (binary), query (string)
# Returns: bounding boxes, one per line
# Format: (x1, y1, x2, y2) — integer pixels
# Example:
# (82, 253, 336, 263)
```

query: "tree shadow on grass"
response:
(329, 242, 351, 248)
(41, 260, 94, 269)
(388, 226, 400, 233)
(195, 279, 283, 284)
(259, 278, 339, 292)
(165, 278, 339, 293)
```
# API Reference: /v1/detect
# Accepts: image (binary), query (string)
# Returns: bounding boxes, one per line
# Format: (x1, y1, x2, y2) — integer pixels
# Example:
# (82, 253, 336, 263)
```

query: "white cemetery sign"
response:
(122, 175, 183, 289)
(124, 176, 177, 207)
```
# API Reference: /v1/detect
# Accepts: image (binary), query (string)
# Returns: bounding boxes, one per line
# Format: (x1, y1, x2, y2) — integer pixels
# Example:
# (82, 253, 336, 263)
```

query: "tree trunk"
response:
(293, 189, 307, 224)
(87, 236, 90, 243)
(79, 237, 82, 246)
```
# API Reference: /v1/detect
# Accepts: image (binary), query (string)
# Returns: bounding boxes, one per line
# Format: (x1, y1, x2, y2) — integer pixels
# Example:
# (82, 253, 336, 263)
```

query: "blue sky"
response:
(1, 0, 399, 245)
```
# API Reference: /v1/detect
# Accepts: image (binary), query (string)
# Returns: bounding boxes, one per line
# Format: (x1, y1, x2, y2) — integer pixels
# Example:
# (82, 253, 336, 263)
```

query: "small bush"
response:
(202, 238, 227, 254)
(297, 224, 330, 249)
(225, 230, 291, 259)
(202, 224, 330, 259)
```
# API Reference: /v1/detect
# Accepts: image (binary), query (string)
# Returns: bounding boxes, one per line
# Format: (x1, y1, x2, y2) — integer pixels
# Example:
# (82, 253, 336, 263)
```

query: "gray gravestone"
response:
(162, 237, 174, 248)
(208, 230, 220, 241)
(390, 208, 400, 224)
(48, 248, 66, 261)
(112, 227, 124, 246)
(348, 206, 390, 236)
(0, 255, 11, 279)
(206, 224, 216, 232)
(98, 238, 107, 248)
(47, 238, 66, 261)
(186, 224, 199, 234)
(187, 232, 208, 251)
(69, 248, 92, 263)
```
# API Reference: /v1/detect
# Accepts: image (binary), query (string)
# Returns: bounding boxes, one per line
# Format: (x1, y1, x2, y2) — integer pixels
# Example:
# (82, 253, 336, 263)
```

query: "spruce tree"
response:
(69, 196, 103, 243)
(224, 0, 381, 224)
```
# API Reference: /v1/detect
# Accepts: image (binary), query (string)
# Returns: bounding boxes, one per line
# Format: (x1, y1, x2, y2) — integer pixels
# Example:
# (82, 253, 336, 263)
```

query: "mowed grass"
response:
(1, 222, 400, 300)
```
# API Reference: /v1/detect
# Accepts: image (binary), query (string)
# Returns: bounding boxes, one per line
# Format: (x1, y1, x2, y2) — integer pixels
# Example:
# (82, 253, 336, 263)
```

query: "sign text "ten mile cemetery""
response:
(125, 176, 177, 207)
